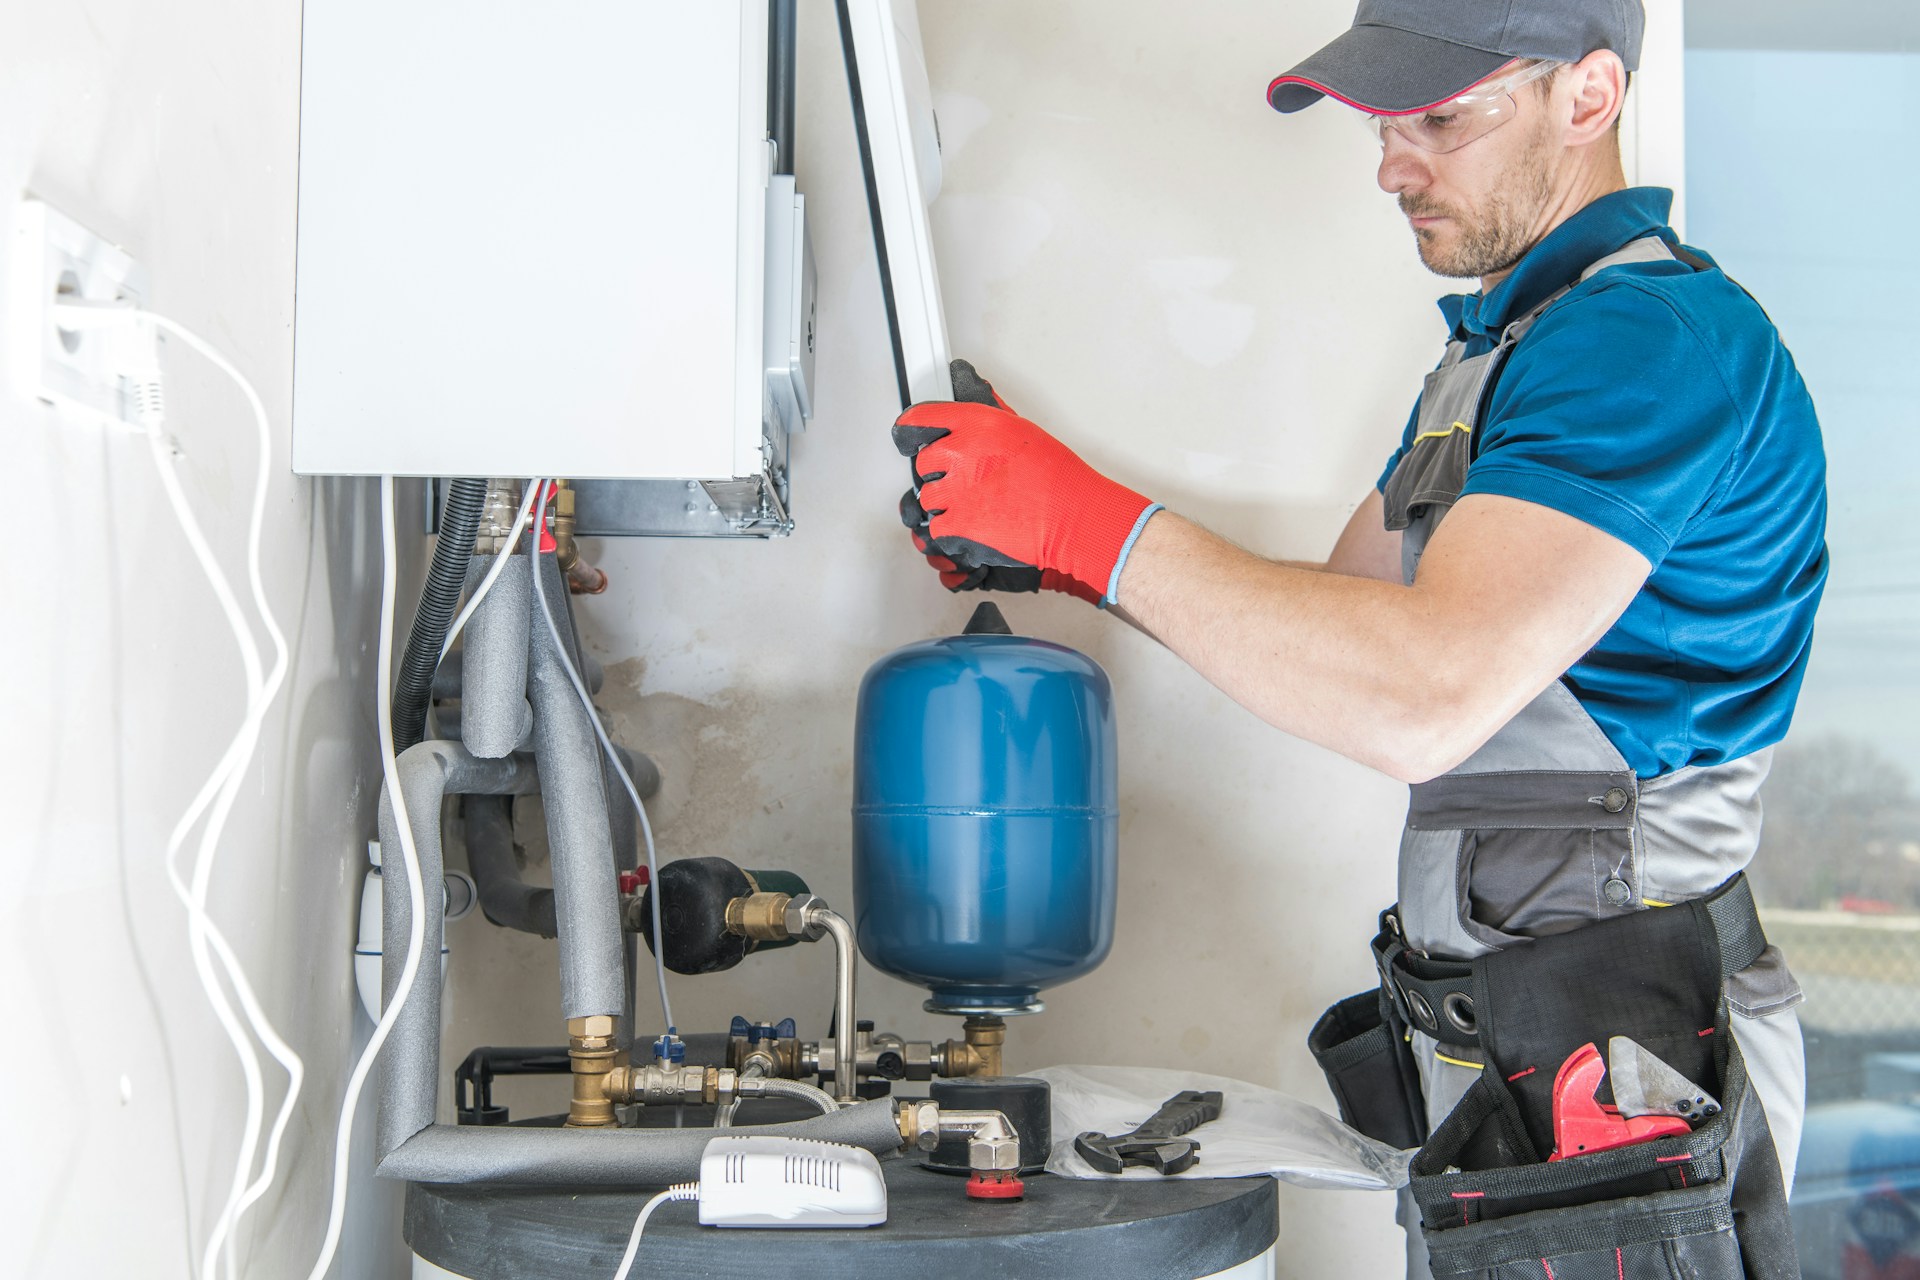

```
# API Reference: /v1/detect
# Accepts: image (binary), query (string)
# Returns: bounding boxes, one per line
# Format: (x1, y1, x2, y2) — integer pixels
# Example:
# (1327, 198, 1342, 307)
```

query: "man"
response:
(891, 1, 1826, 1274)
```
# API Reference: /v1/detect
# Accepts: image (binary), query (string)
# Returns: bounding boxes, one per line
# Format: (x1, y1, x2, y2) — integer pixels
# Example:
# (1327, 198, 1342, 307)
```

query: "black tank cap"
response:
(963, 602, 1013, 636)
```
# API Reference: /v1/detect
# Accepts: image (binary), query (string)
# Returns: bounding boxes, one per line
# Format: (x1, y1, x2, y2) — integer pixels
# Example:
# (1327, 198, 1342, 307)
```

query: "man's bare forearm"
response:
(1112, 499, 1647, 782)
(1114, 514, 1454, 778)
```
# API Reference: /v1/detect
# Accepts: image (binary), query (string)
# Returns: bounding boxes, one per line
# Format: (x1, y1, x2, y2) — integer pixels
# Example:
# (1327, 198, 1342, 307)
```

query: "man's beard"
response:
(1400, 127, 1555, 279)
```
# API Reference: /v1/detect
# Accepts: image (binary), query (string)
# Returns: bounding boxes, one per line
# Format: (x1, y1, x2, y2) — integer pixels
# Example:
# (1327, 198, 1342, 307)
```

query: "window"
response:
(1688, 11, 1920, 1272)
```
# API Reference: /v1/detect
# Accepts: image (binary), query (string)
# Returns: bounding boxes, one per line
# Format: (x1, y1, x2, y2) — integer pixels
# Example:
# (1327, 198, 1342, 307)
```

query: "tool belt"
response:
(1308, 873, 1799, 1278)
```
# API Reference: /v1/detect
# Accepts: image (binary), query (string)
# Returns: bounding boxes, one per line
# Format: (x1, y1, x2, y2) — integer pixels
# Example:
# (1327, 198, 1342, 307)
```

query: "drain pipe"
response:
(461, 795, 556, 938)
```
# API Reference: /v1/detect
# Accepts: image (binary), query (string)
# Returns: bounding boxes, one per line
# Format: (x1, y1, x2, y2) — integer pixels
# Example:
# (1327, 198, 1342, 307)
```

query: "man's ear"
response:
(1563, 49, 1628, 146)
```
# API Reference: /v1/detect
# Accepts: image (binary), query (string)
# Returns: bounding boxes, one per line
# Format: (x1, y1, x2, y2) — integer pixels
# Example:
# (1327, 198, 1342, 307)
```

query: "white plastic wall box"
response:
(291, 2, 780, 484)
(12, 199, 150, 429)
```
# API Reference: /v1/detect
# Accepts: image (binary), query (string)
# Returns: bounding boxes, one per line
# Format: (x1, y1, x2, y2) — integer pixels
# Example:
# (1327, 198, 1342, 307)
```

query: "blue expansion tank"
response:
(852, 602, 1118, 1016)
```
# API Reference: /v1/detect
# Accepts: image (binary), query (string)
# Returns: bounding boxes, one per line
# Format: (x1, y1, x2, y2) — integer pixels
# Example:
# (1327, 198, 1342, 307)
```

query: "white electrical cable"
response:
(526, 482, 674, 1032)
(611, 1182, 699, 1280)
(137, 397, 268, 1279)
(77, 301, 304, 1280)
(303, 476, 429, 1280)
(153, 313, 303, 1280)
(440, 480, 541, 659)
(146, 432, 282, 1280)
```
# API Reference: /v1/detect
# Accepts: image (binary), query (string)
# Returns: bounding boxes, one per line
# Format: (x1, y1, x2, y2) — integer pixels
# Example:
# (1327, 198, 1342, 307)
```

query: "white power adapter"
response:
(612, 1134, 890, 1278)
(697, 1135, 888, 1228)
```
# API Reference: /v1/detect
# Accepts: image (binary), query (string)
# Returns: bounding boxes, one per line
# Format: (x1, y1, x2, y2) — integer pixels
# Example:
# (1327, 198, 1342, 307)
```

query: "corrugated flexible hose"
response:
(393, 478, 488, 751)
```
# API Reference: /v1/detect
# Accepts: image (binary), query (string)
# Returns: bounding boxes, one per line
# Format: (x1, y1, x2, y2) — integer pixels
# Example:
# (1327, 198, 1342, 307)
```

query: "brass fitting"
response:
(730, 1036, 805, 1080)
(565, 1015, 623, 1128)
(897, 1098, 942, 1153)
(940, 1015, 1007, 1079)
(550, 480, 579, 571)
(964, 1016, 1005, 1077)
(724, 891, 794, 943)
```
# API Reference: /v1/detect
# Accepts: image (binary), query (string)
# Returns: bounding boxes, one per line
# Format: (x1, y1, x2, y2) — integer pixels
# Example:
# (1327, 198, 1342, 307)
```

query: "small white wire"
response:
(611, 1183, 699, 1280)
(303, 476, 430, 1280)
(103, 305, 302, 1280)
(440, 480, 541, 659)
(527, 482, 674, 1032)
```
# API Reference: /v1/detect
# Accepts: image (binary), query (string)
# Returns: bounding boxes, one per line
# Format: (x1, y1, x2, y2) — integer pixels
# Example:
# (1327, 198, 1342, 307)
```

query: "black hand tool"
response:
(1073, 1089, 1224, 1175)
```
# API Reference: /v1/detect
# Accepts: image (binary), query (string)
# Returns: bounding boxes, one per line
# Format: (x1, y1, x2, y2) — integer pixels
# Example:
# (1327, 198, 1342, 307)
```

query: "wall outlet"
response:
(13, 198, 148, 427)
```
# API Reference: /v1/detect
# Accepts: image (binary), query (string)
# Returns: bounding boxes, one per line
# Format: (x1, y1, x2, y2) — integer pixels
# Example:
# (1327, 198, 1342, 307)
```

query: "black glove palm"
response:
(894, 359, 1051, 595)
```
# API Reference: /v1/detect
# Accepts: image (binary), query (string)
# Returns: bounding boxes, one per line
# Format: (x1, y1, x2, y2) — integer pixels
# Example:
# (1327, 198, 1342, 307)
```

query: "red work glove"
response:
(891, 360, 1162, 607)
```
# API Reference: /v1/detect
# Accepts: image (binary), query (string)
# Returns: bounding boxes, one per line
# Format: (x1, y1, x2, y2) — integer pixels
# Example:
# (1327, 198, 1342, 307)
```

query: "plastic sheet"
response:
(1029, 1064, 1411, 1190)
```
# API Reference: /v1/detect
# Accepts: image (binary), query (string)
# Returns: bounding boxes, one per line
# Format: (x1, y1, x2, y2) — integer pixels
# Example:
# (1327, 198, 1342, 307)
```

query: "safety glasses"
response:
(1366, 59, 1560, 154)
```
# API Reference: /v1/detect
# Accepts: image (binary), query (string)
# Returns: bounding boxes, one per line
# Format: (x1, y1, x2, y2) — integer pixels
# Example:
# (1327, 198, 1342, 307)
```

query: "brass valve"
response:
(472, 479, 528, 555)
(605, 1062, 738, 1108)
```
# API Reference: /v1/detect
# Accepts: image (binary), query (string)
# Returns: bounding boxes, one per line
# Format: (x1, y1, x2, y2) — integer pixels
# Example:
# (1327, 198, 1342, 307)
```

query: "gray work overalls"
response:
(1314, 238, 1807, 1279)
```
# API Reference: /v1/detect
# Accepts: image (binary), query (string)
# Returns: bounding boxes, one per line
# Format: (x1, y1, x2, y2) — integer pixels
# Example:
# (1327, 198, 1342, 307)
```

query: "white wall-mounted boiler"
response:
(291, 2, 809, 524)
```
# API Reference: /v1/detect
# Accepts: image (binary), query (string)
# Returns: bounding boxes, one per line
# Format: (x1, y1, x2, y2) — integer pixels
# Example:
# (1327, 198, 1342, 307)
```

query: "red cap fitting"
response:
(537, 482, 558, 555)
(966, 1171, 1025, 1201)
(617, 868, 650, 895)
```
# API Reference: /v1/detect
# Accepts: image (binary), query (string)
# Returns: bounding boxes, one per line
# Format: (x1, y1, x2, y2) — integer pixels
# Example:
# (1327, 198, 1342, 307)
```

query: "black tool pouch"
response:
(1402, 880, 1799, 1278)
(1411, 1037, 1797, 1277)
(1308, 987, 1429, 1150)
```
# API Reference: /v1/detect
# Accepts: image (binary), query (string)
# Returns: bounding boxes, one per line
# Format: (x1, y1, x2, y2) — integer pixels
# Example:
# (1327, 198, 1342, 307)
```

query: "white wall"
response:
(0, 2, 1686, 1277)
(0, 3, 409, 1276)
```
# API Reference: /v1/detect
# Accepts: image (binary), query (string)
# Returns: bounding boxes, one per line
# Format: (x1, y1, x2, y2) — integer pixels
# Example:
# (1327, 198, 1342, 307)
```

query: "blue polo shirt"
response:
(1376, 187, 1828, 778)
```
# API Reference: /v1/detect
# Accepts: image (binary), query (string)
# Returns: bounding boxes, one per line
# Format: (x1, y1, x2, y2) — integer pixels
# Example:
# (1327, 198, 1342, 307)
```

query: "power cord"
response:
(527, 481, 675, 1032)
(611, 1183, 699, 1280)
(59, 299, 301, 1280)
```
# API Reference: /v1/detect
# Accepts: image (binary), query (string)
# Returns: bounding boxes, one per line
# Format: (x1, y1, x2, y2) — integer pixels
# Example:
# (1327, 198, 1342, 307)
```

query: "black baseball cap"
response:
(1268, 0, 1645, 115)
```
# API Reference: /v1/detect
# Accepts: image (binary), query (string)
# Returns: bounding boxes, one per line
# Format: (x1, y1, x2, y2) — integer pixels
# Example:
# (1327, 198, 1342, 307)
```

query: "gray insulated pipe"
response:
(525, 552, 627, 1021)
(377, 742, 540, 1155)
(459, 553, 533, 758)
(378, 1101, 908, 1185)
